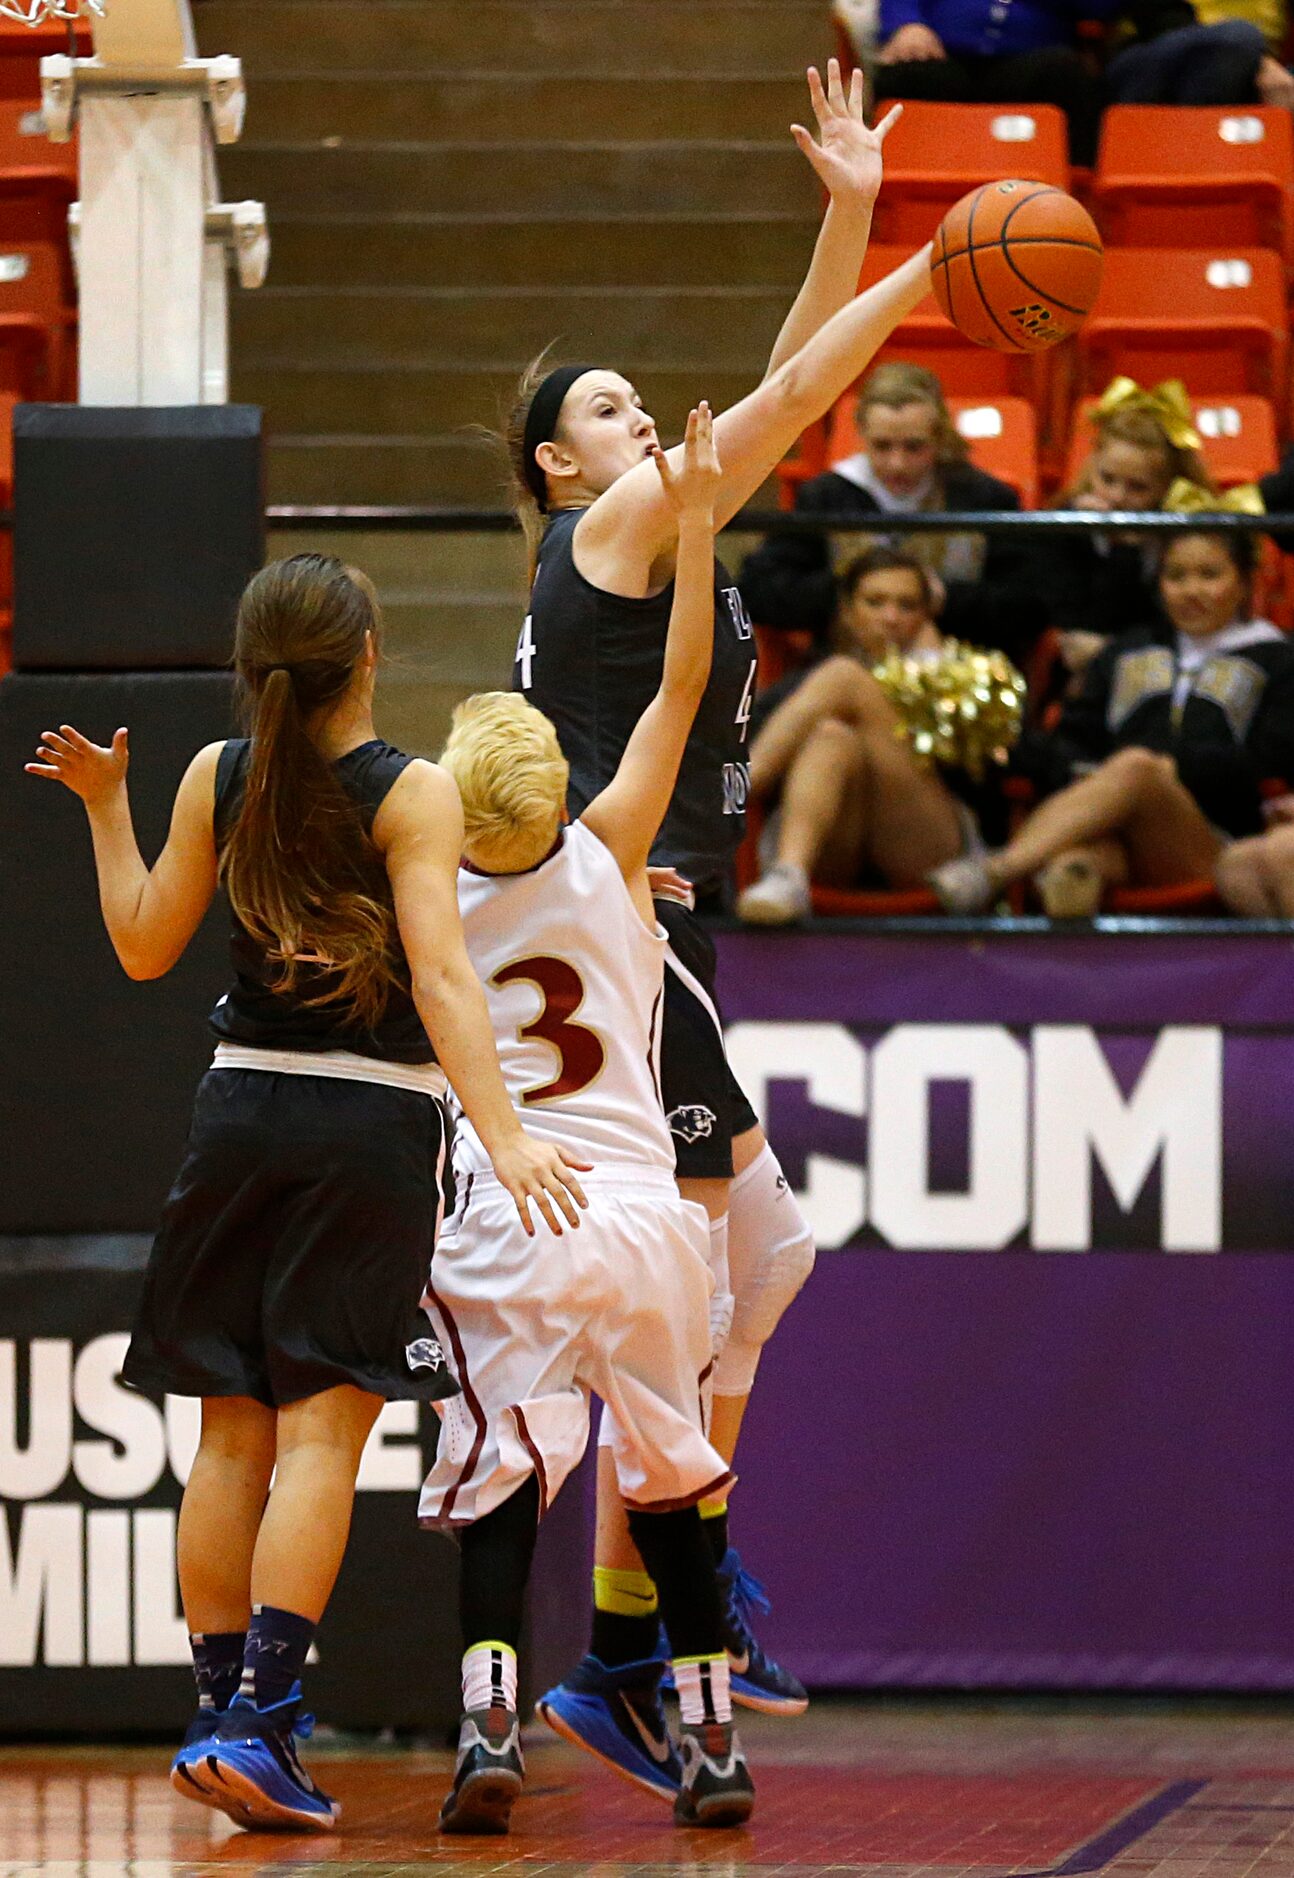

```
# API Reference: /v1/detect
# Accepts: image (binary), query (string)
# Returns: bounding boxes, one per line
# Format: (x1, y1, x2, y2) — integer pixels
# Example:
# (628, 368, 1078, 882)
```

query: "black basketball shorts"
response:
(655, 898, 759, 1181)
(121, 1068, 459, 1410)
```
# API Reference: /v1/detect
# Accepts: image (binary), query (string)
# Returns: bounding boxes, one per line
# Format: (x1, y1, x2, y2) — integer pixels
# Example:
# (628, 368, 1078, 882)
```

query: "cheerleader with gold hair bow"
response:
(1046, 377, 1223, 680)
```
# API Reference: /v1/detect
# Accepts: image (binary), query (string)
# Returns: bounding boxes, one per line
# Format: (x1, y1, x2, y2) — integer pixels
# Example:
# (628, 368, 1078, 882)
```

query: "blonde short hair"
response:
(441, 691, 569, 873)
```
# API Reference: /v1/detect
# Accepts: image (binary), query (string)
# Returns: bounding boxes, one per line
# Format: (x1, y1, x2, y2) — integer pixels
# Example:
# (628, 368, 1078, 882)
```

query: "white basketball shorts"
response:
(418, 1162, 734, 1529)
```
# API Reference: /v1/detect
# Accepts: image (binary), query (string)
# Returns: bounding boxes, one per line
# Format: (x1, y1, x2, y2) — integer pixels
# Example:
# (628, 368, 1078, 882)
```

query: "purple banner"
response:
(714, 930, 1294, 1687)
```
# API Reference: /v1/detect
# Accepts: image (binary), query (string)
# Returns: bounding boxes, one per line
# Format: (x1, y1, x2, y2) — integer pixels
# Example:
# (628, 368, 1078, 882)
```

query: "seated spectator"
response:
(1105, 0, 1293, 108)
(735, 546, 1000, 924)
(872, 0, 1110, 164)
(1195, 0, 1288, 70)
(1195, 0, 1286, 48)
(738, 362, 1044, 661)
(868, 0, 1290, 155)
(1047, 376, 1216, 682)
(1215, 795, 1294, 915)
(930, 527, 1294, 917)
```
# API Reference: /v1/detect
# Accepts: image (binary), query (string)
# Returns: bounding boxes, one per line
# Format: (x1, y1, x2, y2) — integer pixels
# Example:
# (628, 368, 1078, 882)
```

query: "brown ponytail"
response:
(222, 554, 399, 1031)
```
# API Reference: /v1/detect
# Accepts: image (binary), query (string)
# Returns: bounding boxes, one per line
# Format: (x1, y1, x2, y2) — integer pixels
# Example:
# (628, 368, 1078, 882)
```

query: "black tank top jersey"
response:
(515, 507, 758, 895)
(208, 737, 436, 1064)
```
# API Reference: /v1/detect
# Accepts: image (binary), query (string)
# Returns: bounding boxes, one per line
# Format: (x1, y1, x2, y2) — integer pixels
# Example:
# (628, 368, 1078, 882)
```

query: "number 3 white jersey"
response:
(454, 819, 674, 1175)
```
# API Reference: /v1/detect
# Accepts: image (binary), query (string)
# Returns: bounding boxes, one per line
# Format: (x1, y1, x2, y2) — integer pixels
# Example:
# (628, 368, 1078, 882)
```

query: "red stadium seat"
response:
(0, 98, 76, 209)
(869, 102, 1071, 248)
(1078, 248, 1289, 408)
(1095, 106, 1294, 268)
(810, 884, 942, 916)
(1062, 393, 1280, 492)
(0, 237, 70, 398)
(0, 15, 90, 101)
(1104, 880, 1221, 913)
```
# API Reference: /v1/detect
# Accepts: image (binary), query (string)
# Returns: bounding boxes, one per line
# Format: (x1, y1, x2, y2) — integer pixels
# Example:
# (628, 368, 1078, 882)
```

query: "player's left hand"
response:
(26, 724, 129, 806)
(648, 865, 695, 907)
(493, 1133, 592, 1238)
(791, 61, 901, 210)
(650, 402, 721, 519)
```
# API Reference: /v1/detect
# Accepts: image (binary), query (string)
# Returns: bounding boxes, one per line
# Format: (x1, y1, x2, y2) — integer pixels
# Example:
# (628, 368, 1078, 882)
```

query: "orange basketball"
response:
(931, 179, 1104, 354)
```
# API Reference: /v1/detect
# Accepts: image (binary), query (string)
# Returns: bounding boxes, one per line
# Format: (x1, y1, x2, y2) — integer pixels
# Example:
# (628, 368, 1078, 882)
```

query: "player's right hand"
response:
(493, 1133, 592, 1238)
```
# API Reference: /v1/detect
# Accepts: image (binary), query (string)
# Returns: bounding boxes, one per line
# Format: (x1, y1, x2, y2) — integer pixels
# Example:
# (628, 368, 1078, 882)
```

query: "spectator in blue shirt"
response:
(872, 0, 1111, 162)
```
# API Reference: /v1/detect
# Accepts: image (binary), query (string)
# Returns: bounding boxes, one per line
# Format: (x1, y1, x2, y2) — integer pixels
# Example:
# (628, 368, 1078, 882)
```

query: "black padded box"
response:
(0, 670, 236, 1231)
(12, 405, 263, 670)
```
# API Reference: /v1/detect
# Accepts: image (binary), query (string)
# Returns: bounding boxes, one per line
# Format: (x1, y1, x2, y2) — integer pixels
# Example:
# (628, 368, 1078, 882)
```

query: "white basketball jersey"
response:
(454, 818, 673, 1174)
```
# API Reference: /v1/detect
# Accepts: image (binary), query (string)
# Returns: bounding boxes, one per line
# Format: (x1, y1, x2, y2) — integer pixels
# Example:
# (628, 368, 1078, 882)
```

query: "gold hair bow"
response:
(1164, 477, 1265, 515)
(1094, 376, 1201, 454)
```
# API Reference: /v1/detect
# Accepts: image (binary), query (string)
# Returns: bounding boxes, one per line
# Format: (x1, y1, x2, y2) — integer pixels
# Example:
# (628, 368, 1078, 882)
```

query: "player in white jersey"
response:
(419, 407, 754, 1835)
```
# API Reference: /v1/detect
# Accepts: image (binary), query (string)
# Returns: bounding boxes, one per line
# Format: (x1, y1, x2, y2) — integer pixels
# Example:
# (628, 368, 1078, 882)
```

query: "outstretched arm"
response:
(578, 242, 932, 581)
(581, 405, 720, 884)
(379, 762, 590, 1238)
(765, 65, 902, 380)
(26, 727, 221, 979)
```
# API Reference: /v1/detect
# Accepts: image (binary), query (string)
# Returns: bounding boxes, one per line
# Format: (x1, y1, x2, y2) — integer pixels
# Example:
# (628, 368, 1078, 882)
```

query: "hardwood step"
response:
(264, 527, 529, 596)
(264, 435, 500, 506)
(219, 139, 816, 217)
(199, 2, 832, 79)
(265, 214, 817, 290)
(250, 74, 808, 144)
(240, 362, 763, 438)
(263, 433, 778, 512)
(237, 285, 787, 369)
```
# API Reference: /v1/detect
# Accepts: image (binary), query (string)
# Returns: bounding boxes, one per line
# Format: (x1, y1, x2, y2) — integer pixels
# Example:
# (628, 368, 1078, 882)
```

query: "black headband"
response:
(523, 364, 597, 510)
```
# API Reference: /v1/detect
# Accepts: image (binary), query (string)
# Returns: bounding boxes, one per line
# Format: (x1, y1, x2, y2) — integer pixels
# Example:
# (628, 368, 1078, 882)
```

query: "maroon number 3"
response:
(492, 956, 606, 1103)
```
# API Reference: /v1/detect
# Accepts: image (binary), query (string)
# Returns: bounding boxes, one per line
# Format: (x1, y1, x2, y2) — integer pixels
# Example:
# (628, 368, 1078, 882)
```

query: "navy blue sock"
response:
(190, 1630, 245, 1711)
(239, 1604, 315, 1711)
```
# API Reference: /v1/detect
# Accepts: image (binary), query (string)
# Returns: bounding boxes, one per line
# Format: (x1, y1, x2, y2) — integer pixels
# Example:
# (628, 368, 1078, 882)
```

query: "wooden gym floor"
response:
(5, 1698, 1294, 1877)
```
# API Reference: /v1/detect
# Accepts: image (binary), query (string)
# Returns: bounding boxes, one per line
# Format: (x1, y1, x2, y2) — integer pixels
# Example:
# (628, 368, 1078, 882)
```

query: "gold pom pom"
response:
(871, 642, 1026, 781)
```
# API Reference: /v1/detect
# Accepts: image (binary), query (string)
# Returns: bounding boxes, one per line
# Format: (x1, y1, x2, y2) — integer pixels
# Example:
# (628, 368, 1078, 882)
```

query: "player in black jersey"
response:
(27, 554, 585, 1833)
(513, 67, 934, 1783)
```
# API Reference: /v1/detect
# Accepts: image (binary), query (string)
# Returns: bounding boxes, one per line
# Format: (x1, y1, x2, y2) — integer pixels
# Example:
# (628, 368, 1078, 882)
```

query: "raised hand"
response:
(26, 723, 129, 806)
(651, 402, 722, 519)
(790, 59, 902, 209)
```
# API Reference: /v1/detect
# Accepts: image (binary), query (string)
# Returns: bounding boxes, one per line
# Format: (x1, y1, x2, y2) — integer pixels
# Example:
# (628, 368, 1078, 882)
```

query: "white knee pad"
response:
(707, 1213, 735, 1360)
(713, 1145, 815, 1397)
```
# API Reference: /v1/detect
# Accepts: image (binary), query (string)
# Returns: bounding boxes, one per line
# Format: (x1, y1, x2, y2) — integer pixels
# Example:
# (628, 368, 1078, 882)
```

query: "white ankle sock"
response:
(673, 1654, 731, 1726)
(462, 1641, 517, 1714)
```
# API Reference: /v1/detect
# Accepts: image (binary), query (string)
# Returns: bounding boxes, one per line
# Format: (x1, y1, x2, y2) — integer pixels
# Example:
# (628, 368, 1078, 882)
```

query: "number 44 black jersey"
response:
(515, 507, 758, 898)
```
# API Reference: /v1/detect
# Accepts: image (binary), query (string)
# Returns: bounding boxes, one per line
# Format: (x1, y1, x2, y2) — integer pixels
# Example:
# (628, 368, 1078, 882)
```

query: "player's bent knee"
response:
(713, 1330, 762, 1397)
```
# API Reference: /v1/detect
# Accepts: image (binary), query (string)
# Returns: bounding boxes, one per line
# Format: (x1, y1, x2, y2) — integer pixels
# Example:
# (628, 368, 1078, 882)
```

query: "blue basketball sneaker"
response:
(169, 1708, 222, 1809)
(537, 1654, 680, 1800)
(659, 1551, 808, 1716)
(716, 1548, 808, 1716)
(179, 1687, 340, 1831)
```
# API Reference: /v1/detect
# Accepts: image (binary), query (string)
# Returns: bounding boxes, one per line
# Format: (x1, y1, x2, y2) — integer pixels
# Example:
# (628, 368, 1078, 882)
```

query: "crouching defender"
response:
(421, 407, 753, 1833)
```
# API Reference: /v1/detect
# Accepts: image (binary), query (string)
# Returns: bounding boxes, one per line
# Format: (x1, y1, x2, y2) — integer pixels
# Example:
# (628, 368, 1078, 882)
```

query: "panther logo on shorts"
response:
(405, 1336, 447, 1373)
(668, 1103, 717, 1144)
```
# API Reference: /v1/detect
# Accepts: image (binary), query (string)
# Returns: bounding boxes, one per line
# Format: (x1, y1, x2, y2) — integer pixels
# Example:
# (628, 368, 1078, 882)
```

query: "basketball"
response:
(931, 180, 1104, 354)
